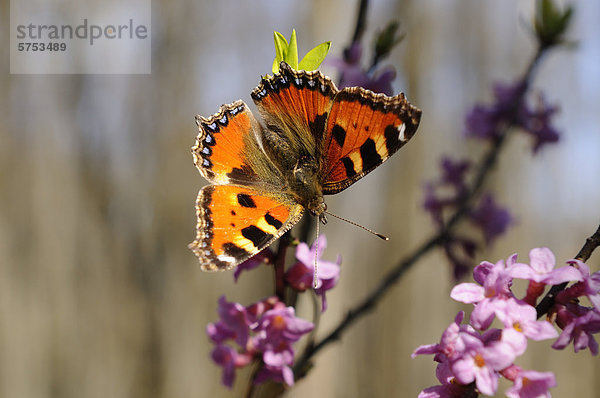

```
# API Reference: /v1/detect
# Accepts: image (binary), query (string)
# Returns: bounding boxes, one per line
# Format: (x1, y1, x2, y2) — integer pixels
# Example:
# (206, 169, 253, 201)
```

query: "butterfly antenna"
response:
(314, 220, 320, 288)
(324, 211, 389, 241)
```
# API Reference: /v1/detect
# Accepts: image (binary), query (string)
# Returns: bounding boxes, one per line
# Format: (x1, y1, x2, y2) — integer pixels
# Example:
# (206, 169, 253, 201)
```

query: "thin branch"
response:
(350, 0, 369, 45)
(536, 223, 600, 318)
(274, 232, 290, 300)
(574, 223, 600, 262)
(294, 43, 551, 380)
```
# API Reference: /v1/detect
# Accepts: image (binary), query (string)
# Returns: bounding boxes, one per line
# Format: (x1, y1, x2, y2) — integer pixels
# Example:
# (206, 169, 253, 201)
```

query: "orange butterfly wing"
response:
(192, 100, 265, 186)
(191, 98, 304, 270)
(321, 87, 422, 194)
(251, 62, 336, 144)
(189, 185, 303, 271)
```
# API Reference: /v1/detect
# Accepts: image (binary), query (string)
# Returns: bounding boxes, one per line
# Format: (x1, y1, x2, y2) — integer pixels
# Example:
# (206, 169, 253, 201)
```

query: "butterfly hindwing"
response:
(193, 100, 265, 185)
(321, 87, 422, 194)
(189, 184, 304, 271)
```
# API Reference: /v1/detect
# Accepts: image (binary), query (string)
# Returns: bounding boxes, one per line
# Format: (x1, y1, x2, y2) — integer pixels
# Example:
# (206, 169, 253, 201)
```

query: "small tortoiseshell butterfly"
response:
(190, 62, 421, 270)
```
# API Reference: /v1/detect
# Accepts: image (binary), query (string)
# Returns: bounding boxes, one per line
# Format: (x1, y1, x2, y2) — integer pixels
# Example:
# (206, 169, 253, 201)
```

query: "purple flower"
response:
(414, 315, 481, 398)
(286, 235, 341, 311)
(469, 194, 512, 245)
(465, 105, 502, 140)
(520, 96, 560, 153)
(452, 258, 516, 329)
(207, 296, 251, 347)
(552, 304, 600, 355)
(508, 248, 583, 284)
(329, 42, 397, 95)
(452, 260, 512, 302)
(423, 183, 446, 226)
(207, 296, 313, 388)
(505, 369, 556, 398)
(210, 344, 252, 388)
(450, 332, 515, 396)
(254, 307, 314, 344)
(424, 157, 514, 277)
(440, 157, 471, 189)
(418, 361, 478, 397)
(465, 81, 526, 140)
(443, 236, 478, 281)
(496, 298, 557, 356)
(464, 79, 560, 153)
(423, 158, 471, 225)
(412, 312, 472, 362)
(254, 363, 295, 387)
(252, 306, 314, 386)
(556, 259, 600, 312)
(233, 248, 274, 282)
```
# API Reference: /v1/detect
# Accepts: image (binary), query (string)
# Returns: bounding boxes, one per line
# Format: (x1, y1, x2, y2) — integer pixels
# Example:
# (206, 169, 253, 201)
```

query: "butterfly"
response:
(190, 62, 421, 271)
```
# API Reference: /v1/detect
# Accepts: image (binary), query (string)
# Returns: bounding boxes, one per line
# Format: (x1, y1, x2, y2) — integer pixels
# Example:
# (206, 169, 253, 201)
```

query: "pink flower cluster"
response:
(413, 248, 600, 397)
(234, 235, 341, 312)
(208, 235, 341, 388)
(207, 296, 314, 388)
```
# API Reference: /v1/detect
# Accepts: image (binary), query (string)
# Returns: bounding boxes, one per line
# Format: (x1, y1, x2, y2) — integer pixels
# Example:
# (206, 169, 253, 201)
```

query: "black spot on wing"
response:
(308, 113, 328, 140)
(227, 165, 258, 182)
(237, 193, 256, 208)
(384, 124, 401, 154)
(360, 138, 382, 169)
(264, 212, 283, 230)
(241, 225, 272, 248)
(341, 157, 356, 178)
(222, 242, 250, 259)
(331, 124, 346, 147)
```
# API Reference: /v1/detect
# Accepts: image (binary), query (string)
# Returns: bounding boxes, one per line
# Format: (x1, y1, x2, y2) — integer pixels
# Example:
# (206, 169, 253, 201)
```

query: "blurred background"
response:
(1, 0, 599, 397)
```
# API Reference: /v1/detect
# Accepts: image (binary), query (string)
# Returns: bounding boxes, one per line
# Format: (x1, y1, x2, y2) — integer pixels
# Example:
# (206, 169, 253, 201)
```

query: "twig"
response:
(274, 232, 290, 300)
(536, 223, 600, 318)
(294, 42, 551, 380)
(574, 223, 600, 262)
(350, 0, 369, 45)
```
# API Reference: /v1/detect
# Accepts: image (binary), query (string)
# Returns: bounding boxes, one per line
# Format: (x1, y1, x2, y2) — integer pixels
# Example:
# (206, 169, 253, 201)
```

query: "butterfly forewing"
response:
(321, 87, 422, 194)
(189, 185, 304, 270)
(193, 100, 265, 186)
(251, 63, 338, 170)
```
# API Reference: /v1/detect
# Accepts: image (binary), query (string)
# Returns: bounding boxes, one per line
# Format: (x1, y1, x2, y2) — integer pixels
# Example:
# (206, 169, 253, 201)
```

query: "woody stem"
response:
(536, 223, 600, 318)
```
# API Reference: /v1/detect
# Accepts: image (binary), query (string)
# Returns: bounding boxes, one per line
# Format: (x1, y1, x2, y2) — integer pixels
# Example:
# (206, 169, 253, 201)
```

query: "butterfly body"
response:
(190, 62, 421, 271)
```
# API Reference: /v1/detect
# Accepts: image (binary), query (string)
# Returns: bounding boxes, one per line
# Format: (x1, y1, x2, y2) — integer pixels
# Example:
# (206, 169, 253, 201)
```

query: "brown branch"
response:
(274, 232, 291, 300)
(574, 223, 600, 262)
(350, 0, 369, 45)
(536, 223, 600, 318)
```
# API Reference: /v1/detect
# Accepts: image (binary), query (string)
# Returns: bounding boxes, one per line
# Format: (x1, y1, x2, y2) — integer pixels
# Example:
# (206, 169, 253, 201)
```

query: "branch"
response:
(294, 43, 551, 380)
(536, 223, 600, 318)
(574, 223, 600, 262)
(350, 0, 369, 45)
